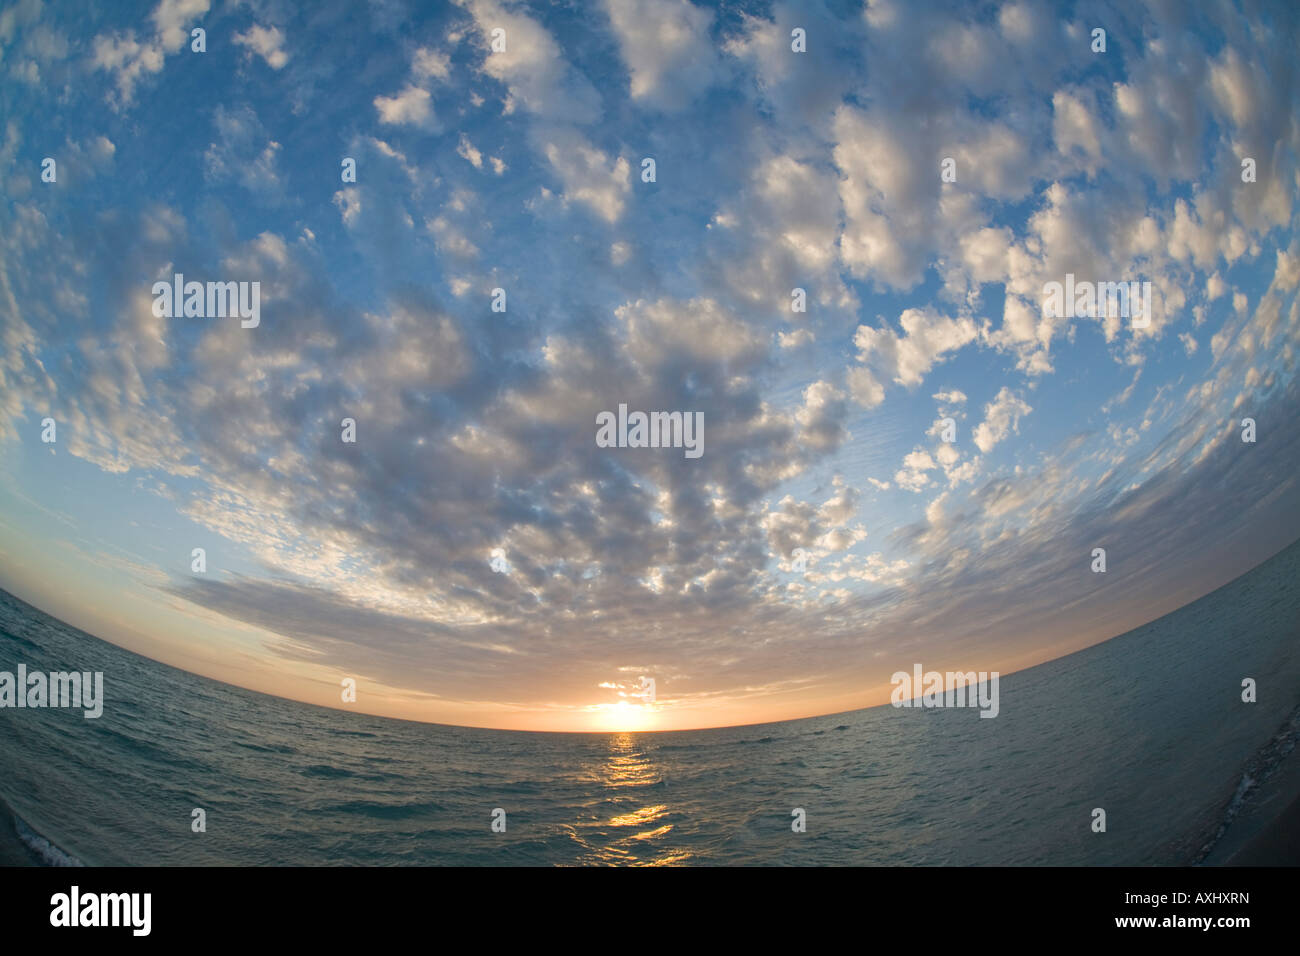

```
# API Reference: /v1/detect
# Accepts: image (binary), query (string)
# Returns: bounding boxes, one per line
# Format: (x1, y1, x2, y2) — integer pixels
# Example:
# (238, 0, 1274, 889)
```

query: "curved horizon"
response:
(2, 533, 1297, 733)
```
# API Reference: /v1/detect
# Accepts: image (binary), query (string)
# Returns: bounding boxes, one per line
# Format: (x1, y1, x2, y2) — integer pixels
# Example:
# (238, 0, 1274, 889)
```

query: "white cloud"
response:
(374, 86, 433, 127)
(973, 387, 1032, 453)
(797, 382, 848, 452)
(457, 134, 484, 169)
(233, 24, 288, 70)
(833, 106, 928, 288)
(894, 449, 937, 493)
(333, 188, 361, 227)
(90, 33, 165, 105)
(603, 0, 721, 111)
(617, 297, 765, 366)
(846, 367, 886, 409)
(90, 0, 210, 106)
(461, 0, 601, 123)
(426, 216, 480, 259)
(541, 131, 630, 223)
(1052, 89, 1103, 175)
(850, 308, 980, 406)
(152, 0, 210, 53)
(203, 106, 281, 193)
(412, 47, 450, 81)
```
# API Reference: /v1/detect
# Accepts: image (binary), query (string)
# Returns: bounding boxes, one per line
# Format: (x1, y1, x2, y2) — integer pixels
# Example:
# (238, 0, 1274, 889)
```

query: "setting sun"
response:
(590, 699, 659, 733)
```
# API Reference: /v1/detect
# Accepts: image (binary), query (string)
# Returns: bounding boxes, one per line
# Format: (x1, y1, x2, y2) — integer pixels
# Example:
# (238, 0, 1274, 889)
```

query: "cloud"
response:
(1052, 89, 1104, 176)
(540, 130, 630, 223)
(603, 0, 722, 111)
(412, 47, 450, 81)
(89, 0, 209, 107)
(4, 0, 1299, 729)
(457, 134, 484, 168)
(796, 381, 848, 451)
(973, 388, 1033, 453)
(333, 188, 361, 227)
(202, 105, 282, 194)
(894, 449, 937, 493)
(426, 215, 480, 259)
(850, 308, 981, 407)
(151, 0, 209, 52)
(233, 24, 289, 70)
(709, 152, 853, 313)
(374, 85, 434, 127)
(459, 0, 601, 123)
(90, 32, 166, 106)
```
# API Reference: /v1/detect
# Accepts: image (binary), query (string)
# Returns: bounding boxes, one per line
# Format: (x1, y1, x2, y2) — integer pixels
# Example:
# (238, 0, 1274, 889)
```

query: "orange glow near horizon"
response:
(0, 529, 1215, 736)
(587, 699, 661, 733)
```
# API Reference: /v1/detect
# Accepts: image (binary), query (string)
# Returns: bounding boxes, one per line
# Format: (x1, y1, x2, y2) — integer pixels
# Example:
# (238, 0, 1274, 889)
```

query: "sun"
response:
(590, 699, 658, 732)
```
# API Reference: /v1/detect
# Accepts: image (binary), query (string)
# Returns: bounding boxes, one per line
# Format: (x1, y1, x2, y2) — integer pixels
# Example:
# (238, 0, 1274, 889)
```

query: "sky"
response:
(0, 0, 1297, 733)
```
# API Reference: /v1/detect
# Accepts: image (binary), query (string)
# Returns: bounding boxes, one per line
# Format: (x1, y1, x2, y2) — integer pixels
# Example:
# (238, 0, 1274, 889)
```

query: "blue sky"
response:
(0, 0, 1297, 731)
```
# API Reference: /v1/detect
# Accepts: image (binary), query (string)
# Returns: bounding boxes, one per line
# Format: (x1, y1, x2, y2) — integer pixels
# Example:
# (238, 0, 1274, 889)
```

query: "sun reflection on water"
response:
(570, 733, 691, 865)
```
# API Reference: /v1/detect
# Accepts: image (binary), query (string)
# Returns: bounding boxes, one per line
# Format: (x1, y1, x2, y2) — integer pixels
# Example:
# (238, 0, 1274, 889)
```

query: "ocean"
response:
(1, 539, 1298, 866)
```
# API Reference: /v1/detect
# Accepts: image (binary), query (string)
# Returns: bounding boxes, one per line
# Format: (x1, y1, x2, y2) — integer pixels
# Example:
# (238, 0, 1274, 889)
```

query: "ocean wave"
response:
(12, 809, 83, 867)
(300, 764, 358, 779)
(0, 629, 42, 653)
(1193, 701, 1300, 863)
(318, 799, 447, 820)
(234, 741, 298, 755)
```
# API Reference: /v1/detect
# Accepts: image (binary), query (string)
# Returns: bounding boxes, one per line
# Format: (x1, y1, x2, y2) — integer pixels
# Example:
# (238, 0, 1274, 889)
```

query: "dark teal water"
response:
(1, 539, 1298, 865)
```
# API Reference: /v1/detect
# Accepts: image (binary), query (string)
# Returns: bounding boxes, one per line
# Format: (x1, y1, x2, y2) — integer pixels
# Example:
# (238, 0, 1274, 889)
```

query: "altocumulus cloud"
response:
(0, 0, 1296, 727)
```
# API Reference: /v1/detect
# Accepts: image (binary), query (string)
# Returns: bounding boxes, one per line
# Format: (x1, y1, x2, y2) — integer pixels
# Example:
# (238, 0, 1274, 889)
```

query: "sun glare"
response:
(591, 699, 657, 732)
